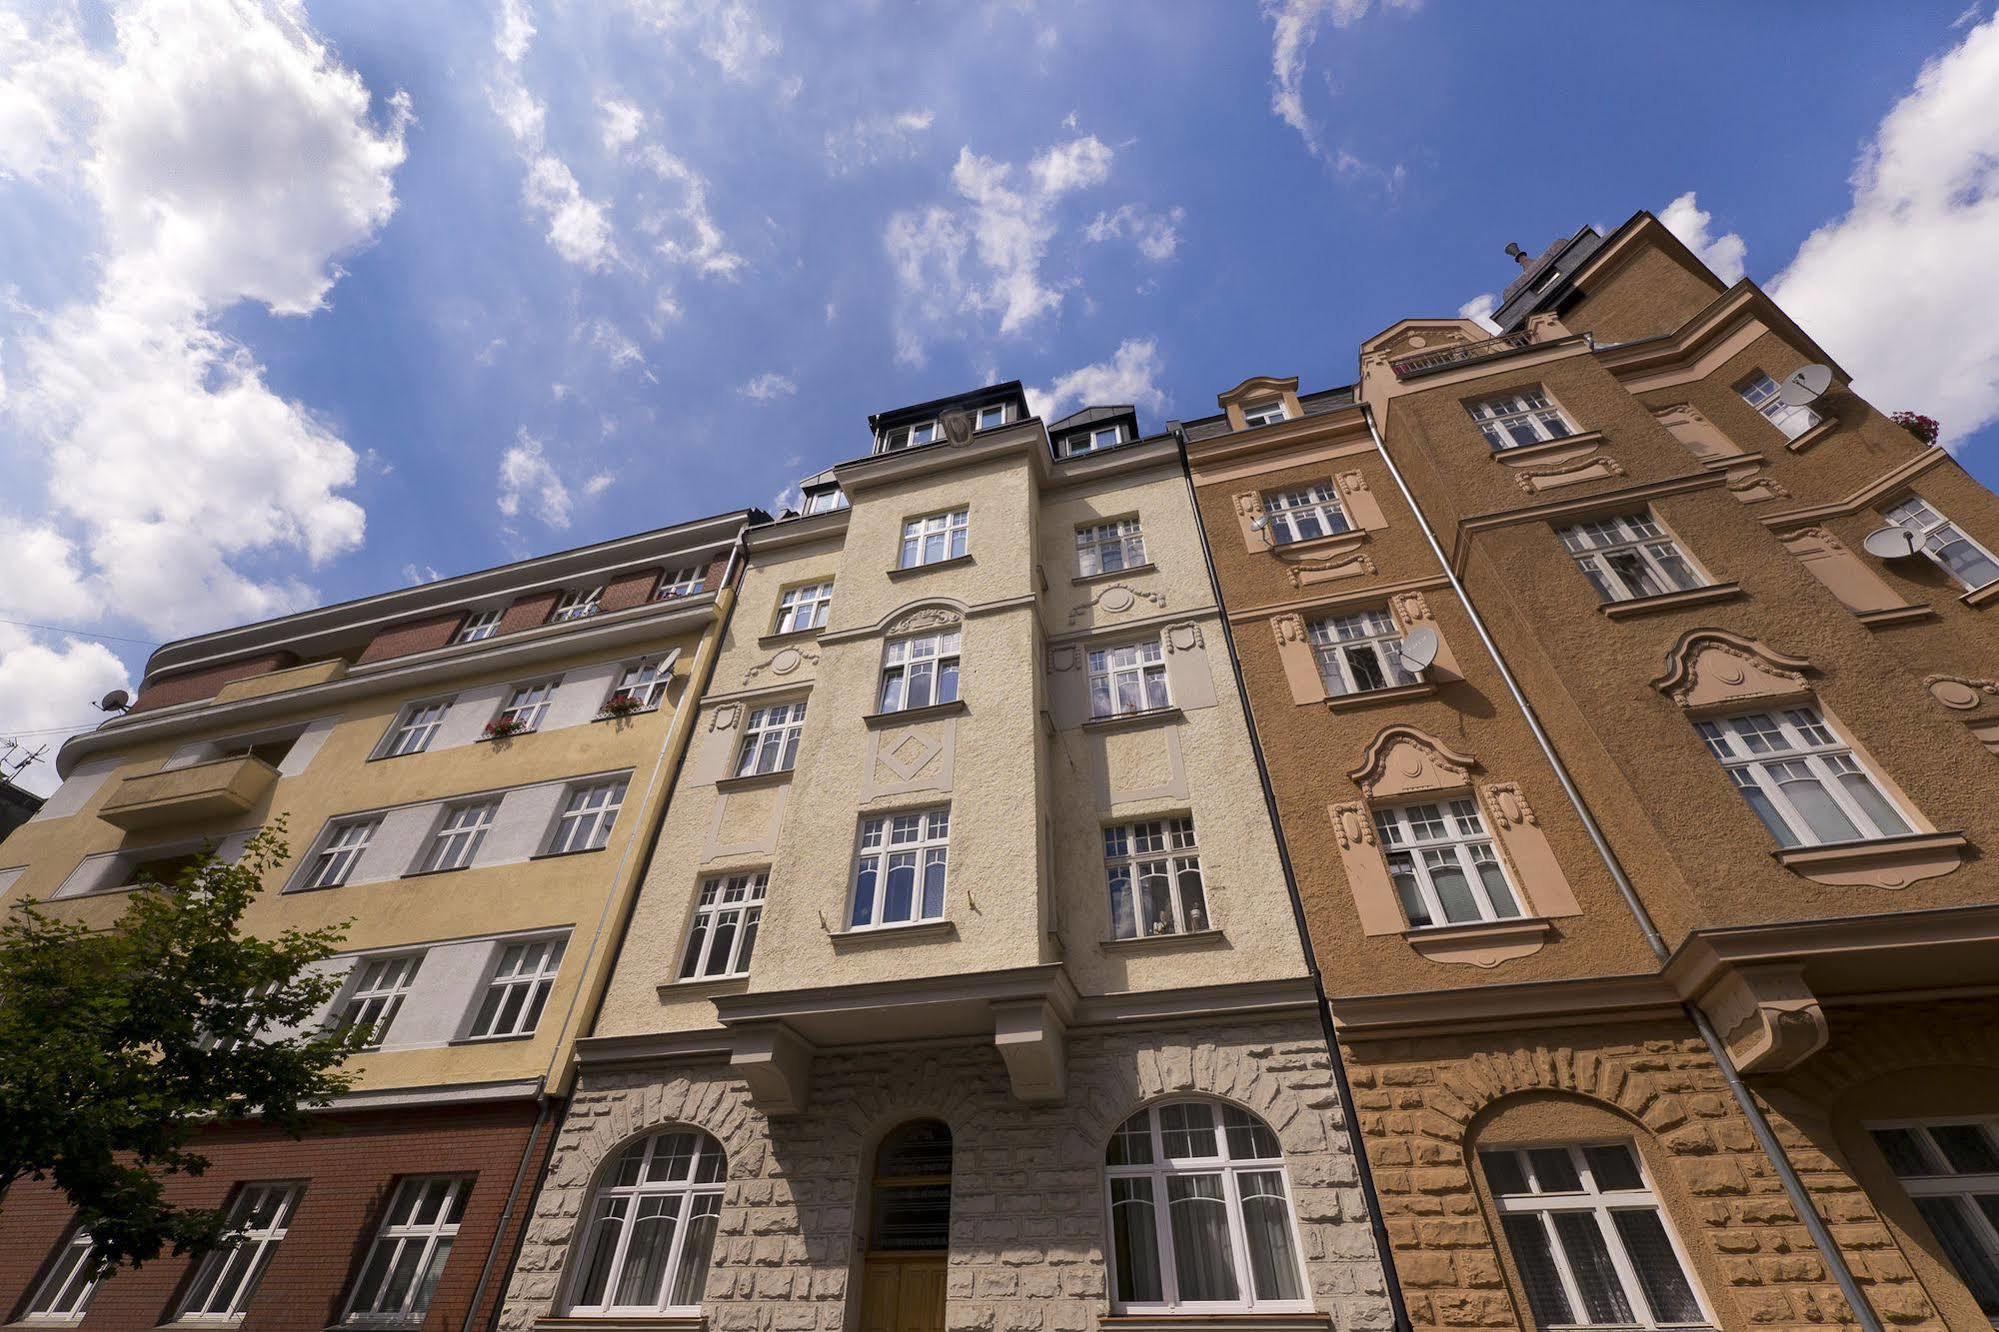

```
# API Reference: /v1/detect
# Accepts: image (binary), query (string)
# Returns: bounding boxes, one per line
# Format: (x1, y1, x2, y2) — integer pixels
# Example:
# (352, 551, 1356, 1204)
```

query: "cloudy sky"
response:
(3, 0, 1998, 793)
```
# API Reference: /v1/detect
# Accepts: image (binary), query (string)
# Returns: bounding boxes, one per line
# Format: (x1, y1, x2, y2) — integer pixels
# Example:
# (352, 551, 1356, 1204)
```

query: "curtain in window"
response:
(1110, 1179, 1164, 1303)
(1166, 1175, 1240, 1302)
(1237, 1171, 1303, 1300)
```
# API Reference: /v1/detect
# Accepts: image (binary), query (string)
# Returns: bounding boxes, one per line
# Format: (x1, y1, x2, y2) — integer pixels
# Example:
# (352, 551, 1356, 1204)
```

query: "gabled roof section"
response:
(1492, 223, 1611, 331)
(1048, 404, 1134, 434)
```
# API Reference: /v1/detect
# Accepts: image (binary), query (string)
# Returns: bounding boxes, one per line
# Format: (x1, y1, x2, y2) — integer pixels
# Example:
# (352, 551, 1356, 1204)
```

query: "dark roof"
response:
(868, 380, 1026, 430)
(1048, 404, 1136, 434)
(1493, 225, 1607, 332)
(1177, 384, 1355, 442)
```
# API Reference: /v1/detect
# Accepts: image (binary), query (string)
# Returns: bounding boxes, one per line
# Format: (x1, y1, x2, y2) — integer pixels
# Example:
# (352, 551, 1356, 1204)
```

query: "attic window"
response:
(974, 404, 1008, 430)
(1242, 399, 1288, 428)
(1530, 265, 1561, 293)
(1062, 423, 1126, 458)
(804, 487, 848, 515)
(880, 421, 940, 453)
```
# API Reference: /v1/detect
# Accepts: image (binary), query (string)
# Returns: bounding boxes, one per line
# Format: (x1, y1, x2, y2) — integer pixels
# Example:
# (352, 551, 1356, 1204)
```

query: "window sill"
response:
(1783, 417, 1840, 453)
(1098, 1314, 1328, 1332)
(400, 864, 470, 880)
(1962, 579, 1999, 609)
(864, 698, 967, 728)
(1772, 830, 1968, 889)
(449, 1030, 535, 1047)
(1488, 430, 1604, 464)
(476, 729, 537, 744)
(593, 707, 663, 724)
(1856, 603, 1936, 627)
(1083, 706, 1184, 733)
(1100, 927, 1226, 953)
(528, 846, 610, 862)
(887, 553, 974, 580)
(1403, 916, 1555, 968)
(1266, 528, 1365, 558)
(757, 626, 824, 650)
(532, 1318, 706, 1332)
(714, 768, 794, 793)
(1073, 562, 1157, 586)
(1598, 581, 1743, 619)
(1323, 682, 1436, 711)
(829, 918, 956, 947)
(657, 974, 751, 998)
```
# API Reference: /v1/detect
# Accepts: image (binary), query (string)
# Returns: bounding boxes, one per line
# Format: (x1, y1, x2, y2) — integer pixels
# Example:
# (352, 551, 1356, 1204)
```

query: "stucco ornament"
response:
(1046, 645, 1081, 674)
(886, 605, 961, 635)
(1347, 725, 1477, 800)
(1509, 453, 1626, 494)
(1067, 582, 1165, 623)
(1163, 622, 1204, 653)
(742, 647, 819, 686)
(1390, 591, 1434, 625)
(1233, 491, 1265, 520)
(1652, 630, 1811, 711)
(1925, 675, 1999, 711)
(1271, 613, 1307, 646)
(1483, 782, 1536, 829)
(1284, 550, 1375, 588)
(707, 702, 742, 731)
(1699, 964, 1828, 1075)
(1329, 802, 1376, 850)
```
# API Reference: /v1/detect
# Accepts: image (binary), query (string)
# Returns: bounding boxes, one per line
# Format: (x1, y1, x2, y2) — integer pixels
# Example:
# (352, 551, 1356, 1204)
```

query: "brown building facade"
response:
(1186, 213, 1999, 1330)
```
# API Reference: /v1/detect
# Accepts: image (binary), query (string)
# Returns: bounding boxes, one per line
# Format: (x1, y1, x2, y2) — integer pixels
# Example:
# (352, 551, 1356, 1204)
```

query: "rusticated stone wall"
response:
(1344, 1018, 1948, 1331)
(499, 1018, 1394, 1332)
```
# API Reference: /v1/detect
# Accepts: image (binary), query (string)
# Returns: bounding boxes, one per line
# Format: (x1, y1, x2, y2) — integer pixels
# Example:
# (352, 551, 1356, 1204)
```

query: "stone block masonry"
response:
(500, 1018, 1394, 1332)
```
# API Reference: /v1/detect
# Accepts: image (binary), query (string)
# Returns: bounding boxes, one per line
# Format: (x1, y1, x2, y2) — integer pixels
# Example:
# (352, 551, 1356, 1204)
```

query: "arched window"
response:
(870, 1120, 953, 1252)
(1104, 1100, 1308, 1313)
(567, 1130, 725, 1316)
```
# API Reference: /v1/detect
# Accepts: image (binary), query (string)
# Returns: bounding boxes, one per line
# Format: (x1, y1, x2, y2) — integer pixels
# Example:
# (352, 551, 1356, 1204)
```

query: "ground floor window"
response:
(1871, 1120, 1999, 1316)
(568, 1131, 725, 1315)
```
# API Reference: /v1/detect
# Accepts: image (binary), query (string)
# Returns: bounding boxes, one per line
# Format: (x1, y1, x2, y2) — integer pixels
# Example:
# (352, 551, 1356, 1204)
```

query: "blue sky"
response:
(4, 0, 1998, 792)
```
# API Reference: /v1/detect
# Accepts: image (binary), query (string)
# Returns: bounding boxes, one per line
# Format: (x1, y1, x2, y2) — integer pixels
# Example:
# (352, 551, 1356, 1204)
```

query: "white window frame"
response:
(1739, 371, 1821, 441)
(454, 608, 502, 644)
(495, 678, 560, 732)
(1559, 512, 1709, 603)
(307, 818, 379, 890)
(23, 1227, 102, 1324)
(678, 872, 767, 979)
(1077, 517, 1147, 577)
(974, 403, 1008, 431)
(735, 701, 806, 777)
(773, 582, 832, 635)
(176, 1183, 303, 1323)
(899, 509, 969, 569)
(565, 1132, 726, 1316)
(1260, 484, 1350, 546)
(1103, 817, 1209, 940)
(380, 700, 451, 759)
(341, 1175, 472, 1327)
(548, 780, 627, 855)
(551, 586, 604, 622)
(1468, 387, 1578, 450)
(467, 936, 566, 1039)
(655, 566, 705, 599)
(1308, 609, 1416, 696)
(417, 801, 498, 874)
(1696, 707, 1913, 849)
(849, 809, 950, 930)
(1102, 1099, 1310, 1314)
(1064, 422, 1126, 457)
(879, 421, 941, 453)
(1373, 800, 1523, 929)
(1482, 1142, 1712, 1330)
(803, 487, 847, 515)
(1868, 1118, 1999, 1318)
(1088, 639, 1170, 719)
(338, 954, 423, 1049)
(879, 630, 960, 713)
(1240, 399, 1289, 428)
(608, 659, 672, 713)
(1883, 495, 1999, 591)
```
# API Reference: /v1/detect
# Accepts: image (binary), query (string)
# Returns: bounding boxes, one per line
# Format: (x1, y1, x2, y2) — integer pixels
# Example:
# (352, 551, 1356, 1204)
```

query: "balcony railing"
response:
(1389, 329, 1536, 380)
(98, 755, 278, 832)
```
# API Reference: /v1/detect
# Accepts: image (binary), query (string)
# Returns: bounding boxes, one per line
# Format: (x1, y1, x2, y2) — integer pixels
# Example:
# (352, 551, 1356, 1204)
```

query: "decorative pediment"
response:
(1217, 374, 1300, 409)
(1286, 550, 1375, 588)
(886, 604, 962, 636)
(1348, 726, 1478, 800)
(1652, 631, 1812, 712)
(1359, 319, 1485, 367)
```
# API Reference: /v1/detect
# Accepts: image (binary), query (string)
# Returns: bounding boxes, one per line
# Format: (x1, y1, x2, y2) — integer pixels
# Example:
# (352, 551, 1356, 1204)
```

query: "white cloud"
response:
(497, 429, 574, 529)
(824, 107, 933, 174)
(1260, 0, 1408, 188)
(588, 319, 645, 369)
(738, 372, 796, 401)
(1658, 191, 1747, 285)
(402, 563, 443, 584)
(599, 96, 645, 151)
(885, 135, 1116, 361)
(583, 472, 614, 497)
(0, 623, 131, 796)
(1769, 12, 1999, 448)
(638, 145, 745, 279)
(1085, 204, 1185, 262)
(619, 0, 779, 81)
(1027, 337, 1168, 423)
(523, 155, 616, 270)
(0, 8, 108, 183)
(1458, 293, 1500, 334)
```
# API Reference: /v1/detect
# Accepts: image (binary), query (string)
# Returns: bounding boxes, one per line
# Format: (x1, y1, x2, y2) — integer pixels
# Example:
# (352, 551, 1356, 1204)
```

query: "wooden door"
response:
(860, 1256, 945, 1332)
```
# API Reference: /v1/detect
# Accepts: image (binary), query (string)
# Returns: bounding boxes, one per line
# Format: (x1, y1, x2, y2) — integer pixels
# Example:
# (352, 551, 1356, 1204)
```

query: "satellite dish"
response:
(97, 689, 131, 712)
(1248, 515, 1268, 531)
(1861, 525, 1925, 560)
(1779, 364, 1833, 408)
(1398, 626, 1439, 675)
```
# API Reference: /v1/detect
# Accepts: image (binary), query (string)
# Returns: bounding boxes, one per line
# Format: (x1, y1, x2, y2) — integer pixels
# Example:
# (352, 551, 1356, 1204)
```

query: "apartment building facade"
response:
(494, 387, 1396, 1332)
(1187, 211, 1999, 1330)
(0, 512, 754, 1332)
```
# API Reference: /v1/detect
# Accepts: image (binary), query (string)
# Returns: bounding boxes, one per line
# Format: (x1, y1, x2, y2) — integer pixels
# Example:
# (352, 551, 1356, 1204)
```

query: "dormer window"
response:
(804, 487, 848, 515)
(1062, 423, 1127, 458)
(1241, 399, 1288, 428)
(974, 404, 1008, 431)
(454, 608, 502, 643)
(879, 421, 940, 453)
(550, 586, 604, 622)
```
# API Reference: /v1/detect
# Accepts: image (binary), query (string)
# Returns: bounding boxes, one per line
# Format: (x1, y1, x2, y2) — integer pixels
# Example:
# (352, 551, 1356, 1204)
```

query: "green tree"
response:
(0, 823, 359, 1271)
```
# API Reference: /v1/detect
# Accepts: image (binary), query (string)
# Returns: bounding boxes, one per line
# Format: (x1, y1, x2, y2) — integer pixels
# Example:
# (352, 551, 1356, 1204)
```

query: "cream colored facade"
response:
(498, 387, 1395, 1332)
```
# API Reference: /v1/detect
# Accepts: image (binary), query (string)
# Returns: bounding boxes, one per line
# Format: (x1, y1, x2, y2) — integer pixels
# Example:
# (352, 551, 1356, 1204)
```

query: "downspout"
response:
(461, 1091, 556, 1332)
(1359, 403, 1881, 1332)
(1171, 423, 1414, 1332)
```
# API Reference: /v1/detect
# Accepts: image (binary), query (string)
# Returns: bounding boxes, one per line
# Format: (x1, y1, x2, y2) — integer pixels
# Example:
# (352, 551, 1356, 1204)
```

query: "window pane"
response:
(1110, 1178, 1164, 1304)
(1933, 1125, 1999, 1175)
(1915, 1196, 1999, 1314)
(1165, 1175, 1241, 1303)
(668, 1198, 719, 1307)
(1612, 1208, 1703, 1324)
(1107, 1113, 1154, 1166)
(612, 1199, 676, 1307)
(1836, 772, 1910, 838)
(1528, 1149, 1581, 1193)
(1499, 1215, 1574, 1326)
(1551, 1211, 1636, 1324)
(1872, 1127, 1933, 1177)
(1778, 770, 1861, 843)
(1427, 855, 1480, 923)
(1479, 1150, 1529, 1197)
(1238, 1171, 1304, 1301)
(1583, 1144, 1644, 1192)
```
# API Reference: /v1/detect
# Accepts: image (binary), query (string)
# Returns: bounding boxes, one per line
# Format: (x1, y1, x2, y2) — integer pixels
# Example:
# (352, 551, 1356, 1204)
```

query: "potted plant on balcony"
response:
(599, 692, 644, 720)
(1892, 411, 1941, 445)
(482, 715, 529, 741)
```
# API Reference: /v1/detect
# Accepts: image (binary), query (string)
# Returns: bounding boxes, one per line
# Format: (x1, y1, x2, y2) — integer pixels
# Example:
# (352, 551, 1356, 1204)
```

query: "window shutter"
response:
(1271, 615, 1325, 704)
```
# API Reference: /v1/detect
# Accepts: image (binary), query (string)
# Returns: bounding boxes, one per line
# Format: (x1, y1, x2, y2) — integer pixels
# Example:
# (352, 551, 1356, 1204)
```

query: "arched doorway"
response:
(860, 1120, 951, 1332)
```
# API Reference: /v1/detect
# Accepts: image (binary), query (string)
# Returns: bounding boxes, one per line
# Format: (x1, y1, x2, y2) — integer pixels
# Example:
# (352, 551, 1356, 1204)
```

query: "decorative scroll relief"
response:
(707, 702, 742, 732)
(1724, 465, 1790, 504)
(1699, 965, 1828, 1076)
(1926, 675, 1999, 712)
(742, 647, 817, 687)
(1068, 582, 1166, 624)
(1652, 630, 1811, 712)
(1286, 551, 1376, 589)
(887, 605, 961, 635)
(1347, 725, 1477, 801)
(1047, 645, 1082, 674)
(1163, 622, 1204, 653)
(1511, 454, 1626, 495)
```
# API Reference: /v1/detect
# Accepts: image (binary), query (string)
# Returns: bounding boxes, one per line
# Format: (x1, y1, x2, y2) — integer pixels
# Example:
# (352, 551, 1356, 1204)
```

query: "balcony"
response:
(1389, 329, 1536, 380)
(98, 755, 279, 832)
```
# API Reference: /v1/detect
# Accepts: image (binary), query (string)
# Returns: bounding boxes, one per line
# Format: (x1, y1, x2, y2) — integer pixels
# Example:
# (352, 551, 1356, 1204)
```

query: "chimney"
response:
(1505, 242, 1530, 267)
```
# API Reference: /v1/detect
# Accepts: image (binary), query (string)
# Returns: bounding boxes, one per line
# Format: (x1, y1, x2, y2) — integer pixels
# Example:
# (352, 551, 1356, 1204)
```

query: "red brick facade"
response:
(597, 567, 662, 614)
(495, 592, 560, 637)
(0, 1101, 555, 1332)
(357, 611, 467, 665)
(129, 652, 299, 713)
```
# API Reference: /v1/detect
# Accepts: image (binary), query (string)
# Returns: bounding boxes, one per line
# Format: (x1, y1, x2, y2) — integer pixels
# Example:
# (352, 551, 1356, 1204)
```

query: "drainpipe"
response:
(462, 1091, 558, 1332)
(1358, 403, 1881, 1332)
(1171, 423, 1414, 1332)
